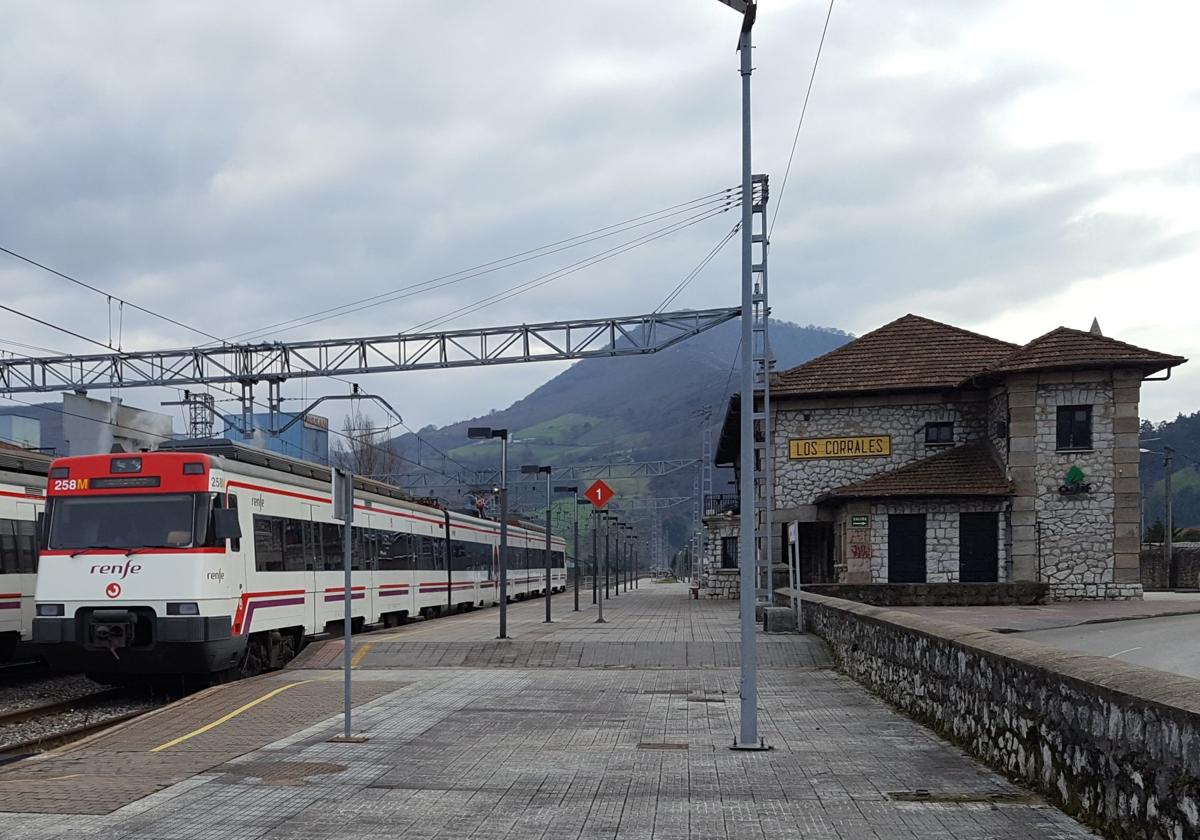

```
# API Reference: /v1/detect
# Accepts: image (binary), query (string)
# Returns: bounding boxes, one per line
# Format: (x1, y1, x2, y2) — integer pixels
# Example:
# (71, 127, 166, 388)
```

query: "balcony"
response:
(704, 494, 740, 517)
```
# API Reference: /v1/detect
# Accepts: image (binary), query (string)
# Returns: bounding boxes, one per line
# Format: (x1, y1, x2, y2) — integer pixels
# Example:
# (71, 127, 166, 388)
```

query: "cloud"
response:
(0, 0, 1195, 433)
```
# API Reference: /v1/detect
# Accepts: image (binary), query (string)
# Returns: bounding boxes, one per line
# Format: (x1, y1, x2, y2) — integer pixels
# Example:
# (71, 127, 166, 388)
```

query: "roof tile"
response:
(816, 442, 1013, 501)
(773, 314, 1017, 398)
(981, 326, 1186, 375)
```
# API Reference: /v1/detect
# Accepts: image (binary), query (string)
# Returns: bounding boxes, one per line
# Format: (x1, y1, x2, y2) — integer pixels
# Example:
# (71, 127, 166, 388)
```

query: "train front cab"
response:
(32, 452, 247, 680)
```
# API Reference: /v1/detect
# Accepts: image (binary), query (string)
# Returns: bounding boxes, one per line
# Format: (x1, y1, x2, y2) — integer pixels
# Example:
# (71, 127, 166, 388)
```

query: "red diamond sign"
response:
(585, 479, 615, 509)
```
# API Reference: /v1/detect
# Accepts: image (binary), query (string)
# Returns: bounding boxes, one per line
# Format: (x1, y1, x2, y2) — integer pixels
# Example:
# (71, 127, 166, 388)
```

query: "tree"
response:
(333, 412, 400, 480)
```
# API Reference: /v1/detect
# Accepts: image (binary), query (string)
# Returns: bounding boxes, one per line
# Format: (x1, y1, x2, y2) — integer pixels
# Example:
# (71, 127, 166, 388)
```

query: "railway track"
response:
(0, 687, 159, 762)
(0, 660, 46, 679)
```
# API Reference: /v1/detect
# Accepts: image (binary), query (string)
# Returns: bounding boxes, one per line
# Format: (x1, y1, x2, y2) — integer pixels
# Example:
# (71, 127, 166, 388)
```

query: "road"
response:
(1019, 612, 1200, 678)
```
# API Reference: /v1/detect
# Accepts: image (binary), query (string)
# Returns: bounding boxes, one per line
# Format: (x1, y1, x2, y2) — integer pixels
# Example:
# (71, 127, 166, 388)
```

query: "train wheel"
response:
(240, 635, 269, 678)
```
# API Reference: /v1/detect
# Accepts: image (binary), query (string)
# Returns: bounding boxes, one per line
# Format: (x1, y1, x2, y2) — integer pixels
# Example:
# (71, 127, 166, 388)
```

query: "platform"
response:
(0, 583, 1096, 839)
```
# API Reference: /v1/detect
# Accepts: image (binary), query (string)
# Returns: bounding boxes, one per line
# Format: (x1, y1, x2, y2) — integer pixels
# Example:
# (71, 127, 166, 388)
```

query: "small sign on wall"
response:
(850, 514, 870, 528)
(789, 435, 891, 460)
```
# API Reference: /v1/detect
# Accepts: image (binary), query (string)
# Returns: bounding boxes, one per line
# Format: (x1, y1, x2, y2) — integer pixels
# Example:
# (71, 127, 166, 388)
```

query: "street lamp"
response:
(555, 484, 581, 611)
(522, 464, 554, 623)
(468, 426, 510, 639)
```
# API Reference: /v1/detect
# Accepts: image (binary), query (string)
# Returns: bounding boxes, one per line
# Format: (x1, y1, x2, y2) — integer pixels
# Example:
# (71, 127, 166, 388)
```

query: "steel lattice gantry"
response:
(0, 308, 740, 395)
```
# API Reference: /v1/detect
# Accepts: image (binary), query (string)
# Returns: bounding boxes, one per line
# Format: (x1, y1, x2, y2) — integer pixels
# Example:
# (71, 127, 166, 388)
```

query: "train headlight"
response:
(36, 604, 64, 617)
(166, 602, 200, 616)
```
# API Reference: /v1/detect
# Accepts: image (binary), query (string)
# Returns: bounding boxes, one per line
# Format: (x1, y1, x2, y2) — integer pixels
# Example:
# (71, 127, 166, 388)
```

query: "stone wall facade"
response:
(801, 592, 1200, 840)
(857, 499, 1008, 583)
(699, 514, 740, 598)
(1006, 369, 1144, 600)
(773, 393, 988, 508)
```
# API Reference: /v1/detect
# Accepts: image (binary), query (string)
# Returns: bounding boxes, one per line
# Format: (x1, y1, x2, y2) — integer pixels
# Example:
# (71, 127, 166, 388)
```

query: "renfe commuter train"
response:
(31, 440, 566, 681)
(0, 447, 50, 661)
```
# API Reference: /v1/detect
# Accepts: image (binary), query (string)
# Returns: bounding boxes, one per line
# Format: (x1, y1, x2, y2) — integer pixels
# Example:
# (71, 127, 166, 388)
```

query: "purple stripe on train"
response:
(0, 602, 20, 610)
(323, 592, 367, 603)
(242, 597, 306, 635)
(379, 588, 409, 597)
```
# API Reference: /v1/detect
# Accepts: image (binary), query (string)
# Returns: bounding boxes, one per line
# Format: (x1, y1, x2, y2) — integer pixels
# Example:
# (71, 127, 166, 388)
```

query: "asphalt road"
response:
(1019, 613, 1200, 679)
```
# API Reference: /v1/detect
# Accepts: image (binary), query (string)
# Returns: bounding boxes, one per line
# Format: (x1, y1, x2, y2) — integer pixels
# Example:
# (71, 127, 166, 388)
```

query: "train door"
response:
(16, 501, 39, 641)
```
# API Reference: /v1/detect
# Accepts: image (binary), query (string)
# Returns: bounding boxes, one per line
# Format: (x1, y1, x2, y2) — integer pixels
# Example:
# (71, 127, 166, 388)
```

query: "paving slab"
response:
(892, 590, 1200, 632)
(0, 583, 1098, 839)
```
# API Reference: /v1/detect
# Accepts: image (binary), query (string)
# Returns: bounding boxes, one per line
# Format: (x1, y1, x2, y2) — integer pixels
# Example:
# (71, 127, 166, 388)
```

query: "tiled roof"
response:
(773, 315, 1187, 399)
(816, 442, 1013, 502)
(980, 327, 1186, 376)
(773, 315, 1017, 398)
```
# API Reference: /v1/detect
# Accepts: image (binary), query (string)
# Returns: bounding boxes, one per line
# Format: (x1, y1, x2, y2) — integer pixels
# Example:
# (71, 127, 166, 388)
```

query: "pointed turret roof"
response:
(981, 327, 1185, 376)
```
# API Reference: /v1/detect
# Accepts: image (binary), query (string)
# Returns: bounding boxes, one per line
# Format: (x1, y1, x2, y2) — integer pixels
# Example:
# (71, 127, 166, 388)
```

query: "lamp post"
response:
(555, 485, 581, 611)
(622, 524, 631, 593)
(604, 514, 616, 600)
(522, 464, 554, 622)
(714, 0, 764, 751)
(593, 507, 605, 622)
(468, 427, 509, 639)
(633, 533, 640, 589)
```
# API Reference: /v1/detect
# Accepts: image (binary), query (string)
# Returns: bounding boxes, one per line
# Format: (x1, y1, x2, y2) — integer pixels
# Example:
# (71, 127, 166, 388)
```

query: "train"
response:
(30, 440, 567, 681)
(0, 447, 50, 661)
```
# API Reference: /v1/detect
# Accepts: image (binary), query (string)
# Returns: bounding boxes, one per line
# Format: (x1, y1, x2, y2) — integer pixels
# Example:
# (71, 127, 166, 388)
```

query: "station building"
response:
(708, 315, 1186, 600)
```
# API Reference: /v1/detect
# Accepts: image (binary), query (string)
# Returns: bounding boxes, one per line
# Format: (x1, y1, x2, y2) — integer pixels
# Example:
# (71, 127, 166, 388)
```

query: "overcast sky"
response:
(1, 0, 1197, 441)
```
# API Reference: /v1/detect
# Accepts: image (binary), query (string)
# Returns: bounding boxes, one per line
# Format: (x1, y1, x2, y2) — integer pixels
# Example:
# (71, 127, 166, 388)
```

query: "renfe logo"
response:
(105, 582, 121, 598)
(90, 559, 143, 579)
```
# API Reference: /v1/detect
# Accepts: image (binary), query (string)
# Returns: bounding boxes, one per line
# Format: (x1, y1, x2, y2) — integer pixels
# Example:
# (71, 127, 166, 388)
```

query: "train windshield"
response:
(47, 493, 207, 550)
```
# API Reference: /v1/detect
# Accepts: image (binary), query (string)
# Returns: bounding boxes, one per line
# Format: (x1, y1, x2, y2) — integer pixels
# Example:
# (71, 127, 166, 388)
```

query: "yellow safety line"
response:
(150, 680, 311, 753)
(350, 642, 373, 668)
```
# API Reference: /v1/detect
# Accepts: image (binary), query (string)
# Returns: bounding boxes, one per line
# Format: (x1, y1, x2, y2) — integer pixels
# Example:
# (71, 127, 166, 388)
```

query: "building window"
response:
(924, 421, 954, 445)
(720, 536, 738, 569)
(1056, 405, 1093, 450)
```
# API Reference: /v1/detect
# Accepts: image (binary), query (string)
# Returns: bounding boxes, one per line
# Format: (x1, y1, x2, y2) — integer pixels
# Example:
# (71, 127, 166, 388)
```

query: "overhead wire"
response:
(654, 224, 740, 313)
(0, 245, 225, 343)
(768, 0, 836, 239)
(228, 188, 742, 343)
(407, 201, 734, 334)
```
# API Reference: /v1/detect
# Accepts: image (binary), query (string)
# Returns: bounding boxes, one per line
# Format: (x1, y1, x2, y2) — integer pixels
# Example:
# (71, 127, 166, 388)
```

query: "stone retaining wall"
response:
(1141, 544, 1200, 590)
(800, 591, 1200, 840)
(801, 582, 1047, 606)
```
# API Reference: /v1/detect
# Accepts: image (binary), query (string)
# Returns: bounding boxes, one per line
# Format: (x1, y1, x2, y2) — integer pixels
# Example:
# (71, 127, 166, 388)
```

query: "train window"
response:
(253, 516, 285, 572)
(279, 518, 305, 571)
(226, 494, 241, 553)
(321, 522, 344, 571)
(450, 538, 468, 571)
(16, 520, 37, 574)
(46, 494, 196, 550)
(379, 531, 413, 571)
(0, 520, 15, 574)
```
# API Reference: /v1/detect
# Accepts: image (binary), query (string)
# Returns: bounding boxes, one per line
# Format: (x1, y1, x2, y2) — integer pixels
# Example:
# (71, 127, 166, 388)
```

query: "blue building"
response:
(221, 412, 330, 465)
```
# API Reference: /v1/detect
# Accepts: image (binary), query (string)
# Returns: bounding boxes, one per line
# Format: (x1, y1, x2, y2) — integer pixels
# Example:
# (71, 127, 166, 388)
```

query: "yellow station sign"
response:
(789, 436, 891, 460)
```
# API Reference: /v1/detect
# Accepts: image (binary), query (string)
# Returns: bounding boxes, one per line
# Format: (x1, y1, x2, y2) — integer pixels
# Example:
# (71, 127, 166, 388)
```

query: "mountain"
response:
(386, 318, 851, 556)
(1141, 412, 1200, 533)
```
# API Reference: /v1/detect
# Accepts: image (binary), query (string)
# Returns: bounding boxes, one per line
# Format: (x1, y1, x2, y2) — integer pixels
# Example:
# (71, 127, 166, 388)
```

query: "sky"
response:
(0, 0, 1197, 443)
